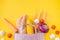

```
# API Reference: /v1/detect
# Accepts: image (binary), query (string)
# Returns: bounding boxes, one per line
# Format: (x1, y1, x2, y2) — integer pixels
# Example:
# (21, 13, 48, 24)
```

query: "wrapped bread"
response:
(16, 15, 27, 34)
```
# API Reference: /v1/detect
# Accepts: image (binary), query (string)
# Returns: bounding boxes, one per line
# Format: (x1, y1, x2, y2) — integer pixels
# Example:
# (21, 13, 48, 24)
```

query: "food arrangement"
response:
(1, 11, 49, 40)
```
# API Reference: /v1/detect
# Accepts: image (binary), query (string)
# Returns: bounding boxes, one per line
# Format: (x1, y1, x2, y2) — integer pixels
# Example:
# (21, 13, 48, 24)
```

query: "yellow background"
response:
(0, 0, 60, 40)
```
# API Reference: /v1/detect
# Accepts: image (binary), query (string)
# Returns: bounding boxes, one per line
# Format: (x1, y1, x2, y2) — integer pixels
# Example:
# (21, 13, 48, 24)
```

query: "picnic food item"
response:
(7, 33, 12, 38)
(2, 18, 18, 33)
(0, 30, 5, 36)
(16, 14, 27, 34)
(49, 34, 55, 39)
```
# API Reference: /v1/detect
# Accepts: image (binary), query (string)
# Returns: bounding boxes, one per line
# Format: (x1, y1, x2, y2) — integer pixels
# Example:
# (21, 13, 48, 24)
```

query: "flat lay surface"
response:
(0, 0, 60, 40)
